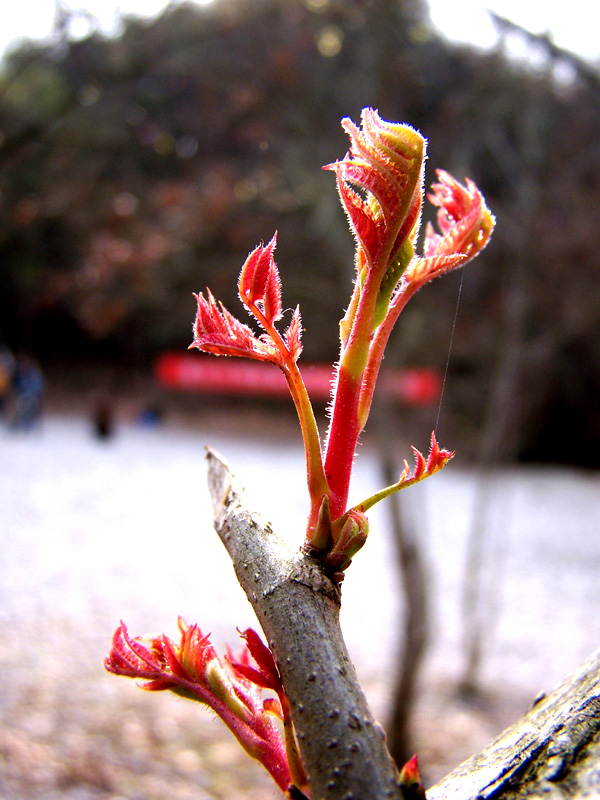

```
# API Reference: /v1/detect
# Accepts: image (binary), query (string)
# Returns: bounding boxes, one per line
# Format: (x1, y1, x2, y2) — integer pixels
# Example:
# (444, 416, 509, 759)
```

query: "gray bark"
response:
(428, 647, 600, 800)
(206, 447, 403, 800)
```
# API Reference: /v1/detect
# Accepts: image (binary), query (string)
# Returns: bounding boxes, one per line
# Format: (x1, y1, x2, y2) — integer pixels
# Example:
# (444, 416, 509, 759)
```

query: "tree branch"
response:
(428, 647, 600, 799)
(207, 447, 600, 799)
(206, 447, 403, 800)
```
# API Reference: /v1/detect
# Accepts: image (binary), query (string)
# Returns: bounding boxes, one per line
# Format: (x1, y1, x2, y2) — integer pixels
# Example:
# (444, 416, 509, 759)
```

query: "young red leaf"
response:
(105, 622, 174, 684)
(403, 431, 454, 485)
(238, 234, 283, 327)
(328, 171, 380, 265)
(105, 620, 292, 791)
(411, 446, 427, 480)
(284, 306, 303, 363)
(238, 235, 276, 302)
(403, 251, 468, 286)
(236, 628, 283, 693)
(325, 108, 425, 266)
(190, 290, 280, 364)
(229, 661, 278, 691)
(263, 257, 283, 325)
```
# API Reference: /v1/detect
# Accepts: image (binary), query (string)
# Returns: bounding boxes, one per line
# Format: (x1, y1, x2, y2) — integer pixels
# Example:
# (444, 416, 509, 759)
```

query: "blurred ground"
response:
(1, 386, 599, 799)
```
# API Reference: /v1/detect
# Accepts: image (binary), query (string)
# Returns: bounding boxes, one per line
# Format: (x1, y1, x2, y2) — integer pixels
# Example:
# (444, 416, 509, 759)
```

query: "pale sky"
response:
(1, 0, 599, 63)
(428, 0, 600, 62)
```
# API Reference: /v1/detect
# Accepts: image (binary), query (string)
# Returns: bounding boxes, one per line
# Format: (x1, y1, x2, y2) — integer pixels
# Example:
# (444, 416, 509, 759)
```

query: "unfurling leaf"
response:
(105, 621, 292, 791)
(425, 170, 494, 260)
(324, 108, 425, 269)
(284, 306, 303, 363)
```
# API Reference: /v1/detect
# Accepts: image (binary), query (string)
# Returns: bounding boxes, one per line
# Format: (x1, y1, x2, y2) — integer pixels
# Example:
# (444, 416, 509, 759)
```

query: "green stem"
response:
(348, 472, 417, 516)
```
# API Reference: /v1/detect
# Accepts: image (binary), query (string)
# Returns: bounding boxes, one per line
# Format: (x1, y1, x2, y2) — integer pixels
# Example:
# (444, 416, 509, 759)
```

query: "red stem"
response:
(323, 271, 427, 522)
(322, 365, 362, 521)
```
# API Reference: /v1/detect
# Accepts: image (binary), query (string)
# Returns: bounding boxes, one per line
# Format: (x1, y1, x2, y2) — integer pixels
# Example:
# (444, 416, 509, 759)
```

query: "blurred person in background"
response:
(8, 355, 44, 431)
(0, 343, 15, 418)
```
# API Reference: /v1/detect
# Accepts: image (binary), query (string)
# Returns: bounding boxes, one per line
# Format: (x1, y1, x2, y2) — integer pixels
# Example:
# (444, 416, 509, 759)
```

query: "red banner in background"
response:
(155, 353, 441, 406)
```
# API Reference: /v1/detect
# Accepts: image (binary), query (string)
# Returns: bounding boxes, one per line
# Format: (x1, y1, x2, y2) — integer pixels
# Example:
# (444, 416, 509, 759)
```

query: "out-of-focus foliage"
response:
(0, 0, 599, 465)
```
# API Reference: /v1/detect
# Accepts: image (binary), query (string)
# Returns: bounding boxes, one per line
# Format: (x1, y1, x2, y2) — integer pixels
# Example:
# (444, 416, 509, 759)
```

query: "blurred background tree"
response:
(0, 0, 599, 466)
